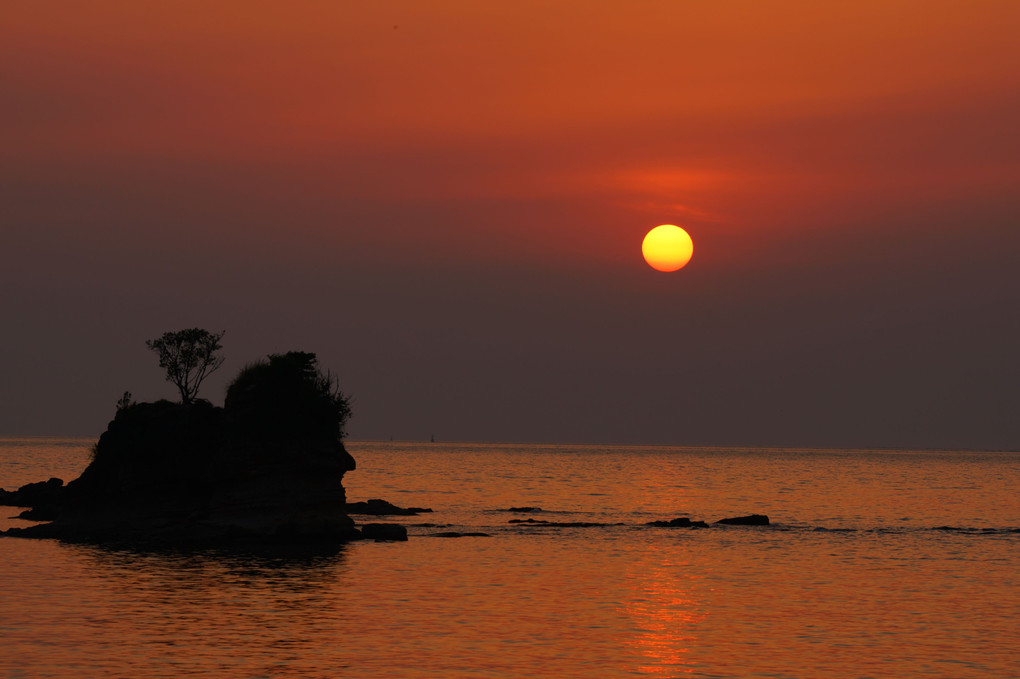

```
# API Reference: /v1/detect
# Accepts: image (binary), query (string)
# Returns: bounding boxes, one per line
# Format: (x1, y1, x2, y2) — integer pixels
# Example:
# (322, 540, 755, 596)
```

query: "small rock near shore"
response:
(17, 506, 61, 521)
(345, 499, 433, 516)
(0, 478, 64, 507)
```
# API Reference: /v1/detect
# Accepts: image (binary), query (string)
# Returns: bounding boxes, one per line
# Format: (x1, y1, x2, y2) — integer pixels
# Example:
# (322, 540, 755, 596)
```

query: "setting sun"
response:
(642, 225, 693, 272)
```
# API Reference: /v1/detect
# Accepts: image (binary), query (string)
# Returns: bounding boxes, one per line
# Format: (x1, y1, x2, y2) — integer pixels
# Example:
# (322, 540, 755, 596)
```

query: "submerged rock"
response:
(360, 523, 409, 541)
(511, 521, 622, 528)
(345, 499, 433, 515)
(646, 517, 709, 528)
(716, 514, 770, 526)
(428, 531, 491, 538)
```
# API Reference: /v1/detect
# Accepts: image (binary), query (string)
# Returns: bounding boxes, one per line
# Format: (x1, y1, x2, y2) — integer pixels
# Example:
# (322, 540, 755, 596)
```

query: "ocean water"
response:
(1, 438, 1017, 678)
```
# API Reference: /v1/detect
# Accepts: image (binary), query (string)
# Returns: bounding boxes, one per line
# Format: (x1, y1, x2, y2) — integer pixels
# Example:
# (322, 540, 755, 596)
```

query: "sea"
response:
(1, 438, 1017, 678)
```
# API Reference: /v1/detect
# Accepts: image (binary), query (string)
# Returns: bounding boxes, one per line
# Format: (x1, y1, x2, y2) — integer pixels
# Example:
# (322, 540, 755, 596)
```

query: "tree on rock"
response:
(146, 329, 226, 404)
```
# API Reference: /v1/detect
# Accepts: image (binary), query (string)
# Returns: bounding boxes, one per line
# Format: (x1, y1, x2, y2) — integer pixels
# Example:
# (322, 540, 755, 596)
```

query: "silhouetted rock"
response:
(0, 478, 64, 507)
(345, 499, 433, 515)
(360, 523, 409, 541)
(716, 514, 770, 526)
(646, 517, 709, 528)
(428, 531, 491, 538)
(4, 352, 361, 545)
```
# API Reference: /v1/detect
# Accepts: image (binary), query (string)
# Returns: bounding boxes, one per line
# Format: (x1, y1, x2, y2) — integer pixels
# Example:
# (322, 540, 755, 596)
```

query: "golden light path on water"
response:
(625, 551, 703, 676)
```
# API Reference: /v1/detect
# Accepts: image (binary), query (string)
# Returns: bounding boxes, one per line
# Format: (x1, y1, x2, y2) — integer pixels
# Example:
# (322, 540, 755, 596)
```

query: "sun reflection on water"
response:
(624, 547, 706, 676)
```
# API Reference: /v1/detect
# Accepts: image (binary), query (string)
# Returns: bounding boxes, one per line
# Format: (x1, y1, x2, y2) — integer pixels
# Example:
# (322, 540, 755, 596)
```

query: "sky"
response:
(2, 1, 1017, 448)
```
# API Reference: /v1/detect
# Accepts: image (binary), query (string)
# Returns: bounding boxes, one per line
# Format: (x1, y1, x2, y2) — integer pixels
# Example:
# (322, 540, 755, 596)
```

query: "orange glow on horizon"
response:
(1, 1, 1015, 269)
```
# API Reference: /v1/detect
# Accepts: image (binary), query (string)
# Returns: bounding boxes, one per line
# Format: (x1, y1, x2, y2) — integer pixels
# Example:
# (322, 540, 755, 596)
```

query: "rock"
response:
(5, 354, 363, 545)
(506, 506, 542, 512)
(646, 517, 709, 528)
(0, 478, 64, 507)
(360, 523, 408, 541)
(345, 498, 432, 515)
(716, 514, 770, 526)
(17, 505, 60, 521)
(428, 531, 491, 538)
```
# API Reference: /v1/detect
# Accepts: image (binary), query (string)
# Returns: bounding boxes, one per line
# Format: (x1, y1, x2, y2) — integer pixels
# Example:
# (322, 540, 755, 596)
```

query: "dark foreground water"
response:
(1, 438, 1018, 678)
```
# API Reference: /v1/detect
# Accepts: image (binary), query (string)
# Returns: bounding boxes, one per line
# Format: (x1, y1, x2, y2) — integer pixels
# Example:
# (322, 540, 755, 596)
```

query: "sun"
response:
(642, 225, 693, 272)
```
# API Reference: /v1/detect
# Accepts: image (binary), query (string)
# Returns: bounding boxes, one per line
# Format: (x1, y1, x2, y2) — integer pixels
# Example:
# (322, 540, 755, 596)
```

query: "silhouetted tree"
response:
(146, 329, 226, 404)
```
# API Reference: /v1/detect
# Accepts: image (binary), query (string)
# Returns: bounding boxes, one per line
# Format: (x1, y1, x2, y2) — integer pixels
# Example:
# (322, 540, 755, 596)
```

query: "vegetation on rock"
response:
(226, 352, 352, 444)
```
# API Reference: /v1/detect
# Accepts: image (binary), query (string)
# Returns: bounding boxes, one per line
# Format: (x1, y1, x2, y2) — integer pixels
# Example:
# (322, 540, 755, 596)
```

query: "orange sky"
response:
(2, 1, 1017, 446)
